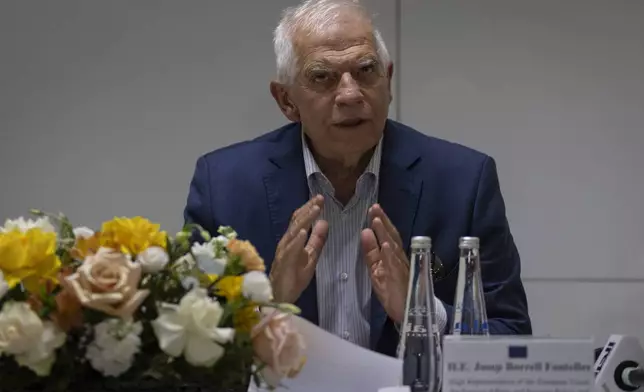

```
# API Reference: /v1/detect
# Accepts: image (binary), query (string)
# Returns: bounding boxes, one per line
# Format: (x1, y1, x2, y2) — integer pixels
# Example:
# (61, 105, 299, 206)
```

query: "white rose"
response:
(1, 217, 55, 233)
(152, 288, 235, 367)
(0, 301, 43, 354)
(0, 270, 8, 300)
(14, 321, 66, 376)
(0, 302, 65, 376)
(242, 271, 273, 303)
(73, 226, 95, 239)
(86, 319, 142, 377)
(136, 246, 169, 274)
(191, 242, 227, 275)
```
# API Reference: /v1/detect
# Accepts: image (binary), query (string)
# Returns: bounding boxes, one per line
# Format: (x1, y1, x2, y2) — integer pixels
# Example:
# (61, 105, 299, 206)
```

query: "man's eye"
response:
(311, 73, 330, 83)
(360, 64, 376, 74)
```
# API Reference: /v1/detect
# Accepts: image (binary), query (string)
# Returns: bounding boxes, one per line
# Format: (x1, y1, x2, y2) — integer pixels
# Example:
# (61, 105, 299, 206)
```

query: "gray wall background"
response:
(1, 1, 642, 344)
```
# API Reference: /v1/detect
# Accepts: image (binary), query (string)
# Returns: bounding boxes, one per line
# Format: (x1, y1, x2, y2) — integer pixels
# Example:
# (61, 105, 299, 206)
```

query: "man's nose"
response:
(335, 73, 364, 106)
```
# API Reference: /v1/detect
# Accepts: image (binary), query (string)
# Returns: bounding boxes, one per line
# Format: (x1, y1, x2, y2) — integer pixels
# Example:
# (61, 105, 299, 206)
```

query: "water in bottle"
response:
(398, 236, 442, 392)
(451, 236, 489, 335)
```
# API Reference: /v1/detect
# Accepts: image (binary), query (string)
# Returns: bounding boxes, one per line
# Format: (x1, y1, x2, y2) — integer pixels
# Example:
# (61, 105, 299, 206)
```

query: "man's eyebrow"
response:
(303, 61, 333, 72)
(302, 55, 379, 73)
(356, 56, 380, 67)
(358, 56, 378, 64)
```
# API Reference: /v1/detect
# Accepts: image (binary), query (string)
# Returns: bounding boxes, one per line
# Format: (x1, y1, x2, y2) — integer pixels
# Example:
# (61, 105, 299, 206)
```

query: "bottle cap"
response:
(411, 236, 432, 249)
(459, 236, 480, 249)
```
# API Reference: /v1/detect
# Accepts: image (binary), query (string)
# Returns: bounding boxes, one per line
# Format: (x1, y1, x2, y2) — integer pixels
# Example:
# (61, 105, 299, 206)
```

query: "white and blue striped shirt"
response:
(302, 133, 448, 348)
(303, 134, 381, 348)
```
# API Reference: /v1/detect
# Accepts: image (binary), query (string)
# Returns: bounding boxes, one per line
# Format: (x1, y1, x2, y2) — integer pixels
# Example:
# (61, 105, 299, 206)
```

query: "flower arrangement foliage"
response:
(0, 211, 305, 391)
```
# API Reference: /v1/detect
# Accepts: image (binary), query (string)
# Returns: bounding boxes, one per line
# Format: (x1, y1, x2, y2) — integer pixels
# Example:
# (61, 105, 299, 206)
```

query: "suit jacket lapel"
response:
(263, 123, 319, 324)
(371, 120, 423, 349)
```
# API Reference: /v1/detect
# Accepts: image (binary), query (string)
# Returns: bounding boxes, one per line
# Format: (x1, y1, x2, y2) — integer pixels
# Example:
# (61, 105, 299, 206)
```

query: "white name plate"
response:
(442, 336, 595, 392)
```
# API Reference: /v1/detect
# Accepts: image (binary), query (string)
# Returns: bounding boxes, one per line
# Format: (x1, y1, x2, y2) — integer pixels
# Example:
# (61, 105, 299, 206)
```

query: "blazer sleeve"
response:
(441, 156, 532, 335)
(183, 156, 216, 235)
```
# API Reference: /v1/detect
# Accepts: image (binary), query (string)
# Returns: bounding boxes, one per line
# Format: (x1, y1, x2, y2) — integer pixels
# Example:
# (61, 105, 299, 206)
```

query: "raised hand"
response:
(269, 195, 328, 304)
(361, 204, 410, 324)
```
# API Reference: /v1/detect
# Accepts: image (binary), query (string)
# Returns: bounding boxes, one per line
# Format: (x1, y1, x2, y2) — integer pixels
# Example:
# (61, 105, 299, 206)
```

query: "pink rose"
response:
(65, 247, 149, 319)
(251, 310, 306, 387)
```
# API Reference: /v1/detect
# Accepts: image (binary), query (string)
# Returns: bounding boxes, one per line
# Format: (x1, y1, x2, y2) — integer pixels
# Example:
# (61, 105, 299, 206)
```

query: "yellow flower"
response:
(0, 228, 61, 292)
(100, 217, 167, 256)
(70, 232, 101, 260)
(215, 276, 243, 301)
(234, 305, 260, 333)
(197, 273, 219, 288)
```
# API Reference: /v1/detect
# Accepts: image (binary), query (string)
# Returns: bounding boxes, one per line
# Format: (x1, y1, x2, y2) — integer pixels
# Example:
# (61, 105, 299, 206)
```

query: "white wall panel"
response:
(399, 0, 644, 280)
(524, 280, 644, 345)
(0, 0, 397, 232)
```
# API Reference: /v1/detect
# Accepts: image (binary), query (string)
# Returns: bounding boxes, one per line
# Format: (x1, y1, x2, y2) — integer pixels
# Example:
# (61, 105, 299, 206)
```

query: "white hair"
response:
(273, 0, 391, 84)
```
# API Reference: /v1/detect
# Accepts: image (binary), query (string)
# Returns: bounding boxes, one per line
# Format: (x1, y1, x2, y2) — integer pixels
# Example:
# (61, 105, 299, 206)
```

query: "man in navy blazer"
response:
(184, 0, 531, 357)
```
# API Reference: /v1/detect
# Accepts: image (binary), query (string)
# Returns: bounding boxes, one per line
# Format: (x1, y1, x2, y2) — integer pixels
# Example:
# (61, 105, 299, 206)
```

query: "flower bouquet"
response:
(0, 211, 306, 392)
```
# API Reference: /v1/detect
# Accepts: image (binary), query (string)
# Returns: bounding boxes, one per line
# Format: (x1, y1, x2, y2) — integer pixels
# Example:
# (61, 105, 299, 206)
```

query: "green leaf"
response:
(220, 298, 248, 327)
(224, 254, 245, 276)
(264, 302, 301, 314)
(58, 213, 75, 241)
(252, 371, 262, 387)
(218, 226, 237, 238)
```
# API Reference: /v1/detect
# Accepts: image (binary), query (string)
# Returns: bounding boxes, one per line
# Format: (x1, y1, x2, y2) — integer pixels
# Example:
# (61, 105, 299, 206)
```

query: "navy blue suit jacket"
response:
(183, 120, 532, 357)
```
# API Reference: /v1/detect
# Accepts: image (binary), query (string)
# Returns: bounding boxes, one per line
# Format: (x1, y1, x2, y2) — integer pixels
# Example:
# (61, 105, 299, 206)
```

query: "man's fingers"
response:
(361, 229, 381, 268)
(372, 217, 393, 247)
(281, 228, 308, 265)
(304, 220, 329, 269)
(292, 195, 324, 222)
(372, 218, 407, 264)
(369, 204, 404, 247)
(370, 260, 387, 292)
(381, 241, 397, 270)
(283, 200, 323, 246)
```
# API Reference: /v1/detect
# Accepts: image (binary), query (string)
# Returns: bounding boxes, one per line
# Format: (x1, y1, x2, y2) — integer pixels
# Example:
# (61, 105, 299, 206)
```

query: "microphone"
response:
(622, 367, 644, 389)
(594, 335, 644, 392)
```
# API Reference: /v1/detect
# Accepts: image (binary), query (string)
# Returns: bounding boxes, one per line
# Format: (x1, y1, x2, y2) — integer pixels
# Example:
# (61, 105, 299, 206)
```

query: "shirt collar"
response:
(301, 131, 383, 180)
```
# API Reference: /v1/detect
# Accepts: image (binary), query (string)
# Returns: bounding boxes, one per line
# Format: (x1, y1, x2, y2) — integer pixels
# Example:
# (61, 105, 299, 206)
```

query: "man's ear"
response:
(386, 62, 394, 104)
(270, 81, 300, 122)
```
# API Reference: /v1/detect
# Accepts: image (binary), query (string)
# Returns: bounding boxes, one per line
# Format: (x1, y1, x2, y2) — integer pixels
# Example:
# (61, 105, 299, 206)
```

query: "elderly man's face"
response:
(271, 14, 393, 162)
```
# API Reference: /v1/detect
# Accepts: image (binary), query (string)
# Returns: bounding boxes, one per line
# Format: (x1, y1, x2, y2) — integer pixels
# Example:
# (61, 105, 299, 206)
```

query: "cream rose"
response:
(251, 310, 306, 387)
(0, 301, 66, 376)
(65, 247, 150, 319)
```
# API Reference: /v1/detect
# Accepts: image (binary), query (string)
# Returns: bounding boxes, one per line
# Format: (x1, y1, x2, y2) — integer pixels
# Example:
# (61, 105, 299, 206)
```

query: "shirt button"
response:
(340, 272, 349, 281)
(342, 331, 350, 340)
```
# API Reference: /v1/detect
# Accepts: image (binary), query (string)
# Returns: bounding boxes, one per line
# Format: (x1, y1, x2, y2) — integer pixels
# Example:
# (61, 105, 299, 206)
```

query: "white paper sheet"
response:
(248, 315, 403, 392)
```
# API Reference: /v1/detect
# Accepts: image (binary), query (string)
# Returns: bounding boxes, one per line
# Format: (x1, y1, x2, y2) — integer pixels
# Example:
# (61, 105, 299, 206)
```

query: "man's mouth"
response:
(335, 118, 365, 127)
